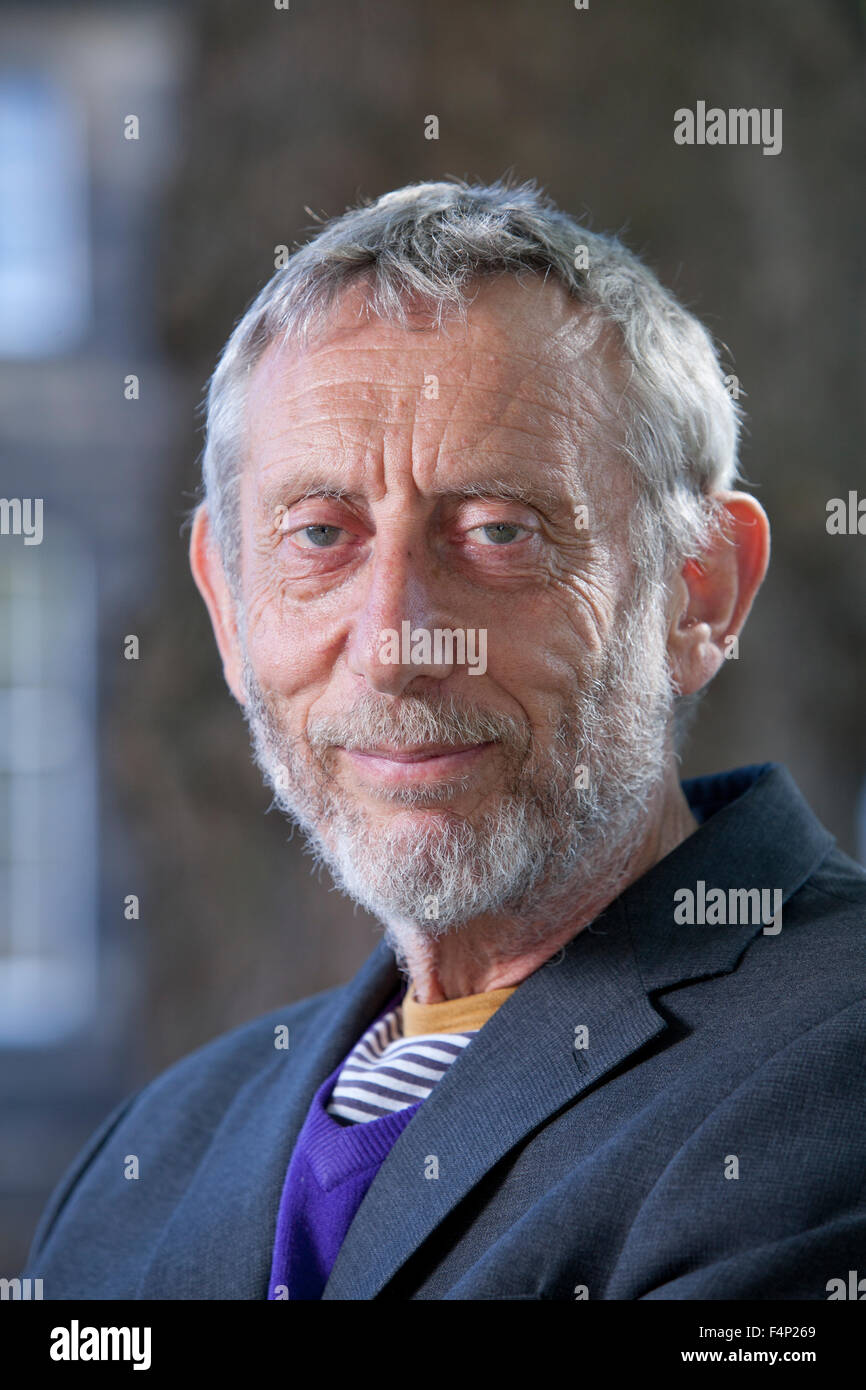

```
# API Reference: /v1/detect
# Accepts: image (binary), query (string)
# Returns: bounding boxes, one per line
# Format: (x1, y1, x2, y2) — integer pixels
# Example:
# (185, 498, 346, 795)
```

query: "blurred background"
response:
(1, 0, 864, 1277)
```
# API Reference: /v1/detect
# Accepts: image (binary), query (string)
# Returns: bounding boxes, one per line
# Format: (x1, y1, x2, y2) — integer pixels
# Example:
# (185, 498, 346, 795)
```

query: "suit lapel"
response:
(322, 898, 666, 1299)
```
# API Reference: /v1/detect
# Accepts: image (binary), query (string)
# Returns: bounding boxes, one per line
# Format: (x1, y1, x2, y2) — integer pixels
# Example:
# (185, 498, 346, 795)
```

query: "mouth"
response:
(338, 740, 497, 783)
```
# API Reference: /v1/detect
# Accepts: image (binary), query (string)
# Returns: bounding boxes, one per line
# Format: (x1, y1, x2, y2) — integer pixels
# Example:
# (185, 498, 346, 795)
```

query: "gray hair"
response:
(198, 176, 744, 746)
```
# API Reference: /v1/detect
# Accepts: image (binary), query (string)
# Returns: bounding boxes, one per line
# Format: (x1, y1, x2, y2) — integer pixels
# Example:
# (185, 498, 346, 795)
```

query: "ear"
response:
(189, 503, 247, 706)
(666, 490, 770, 698)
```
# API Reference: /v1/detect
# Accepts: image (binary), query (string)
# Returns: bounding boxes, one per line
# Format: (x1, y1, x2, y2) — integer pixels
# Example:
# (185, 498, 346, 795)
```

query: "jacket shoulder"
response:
(136, 980, 345, 1104)
(22, 980, 345, 1271)
(808, 843, 866, 906)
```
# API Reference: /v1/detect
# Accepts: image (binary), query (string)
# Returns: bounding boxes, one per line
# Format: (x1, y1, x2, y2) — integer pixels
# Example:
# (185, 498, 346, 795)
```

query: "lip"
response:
(339, 740, 496, 783)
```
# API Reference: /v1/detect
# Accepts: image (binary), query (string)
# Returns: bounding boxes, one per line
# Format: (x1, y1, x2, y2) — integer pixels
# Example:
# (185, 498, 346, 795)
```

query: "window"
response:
(0, 525, 97, 1044)
(0, 70, 91, 357)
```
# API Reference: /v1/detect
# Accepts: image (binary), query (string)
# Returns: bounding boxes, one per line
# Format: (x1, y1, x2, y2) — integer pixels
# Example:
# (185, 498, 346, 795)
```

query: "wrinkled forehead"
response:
(250, 271, 626, 408)
(243, 272, 633, 514)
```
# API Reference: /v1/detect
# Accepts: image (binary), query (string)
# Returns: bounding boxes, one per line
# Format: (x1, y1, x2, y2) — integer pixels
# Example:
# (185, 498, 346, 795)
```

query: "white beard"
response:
(239, 588, 676, 961)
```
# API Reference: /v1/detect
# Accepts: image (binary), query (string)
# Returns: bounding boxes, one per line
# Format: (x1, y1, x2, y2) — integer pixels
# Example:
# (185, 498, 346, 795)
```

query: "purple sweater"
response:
(268, 992, 420, 1300)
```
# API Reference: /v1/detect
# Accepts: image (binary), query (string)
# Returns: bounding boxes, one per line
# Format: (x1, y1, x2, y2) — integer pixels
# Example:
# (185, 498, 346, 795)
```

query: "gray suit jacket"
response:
(23, 763, 866, 1299)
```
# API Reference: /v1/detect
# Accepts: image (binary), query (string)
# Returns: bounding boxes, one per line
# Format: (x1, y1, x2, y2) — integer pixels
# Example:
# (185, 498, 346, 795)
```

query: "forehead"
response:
(243, 273, 630, 504)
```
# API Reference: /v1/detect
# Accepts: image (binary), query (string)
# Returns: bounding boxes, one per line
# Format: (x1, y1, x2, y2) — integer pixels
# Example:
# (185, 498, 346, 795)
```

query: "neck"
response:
(395, 765, 700, 1004)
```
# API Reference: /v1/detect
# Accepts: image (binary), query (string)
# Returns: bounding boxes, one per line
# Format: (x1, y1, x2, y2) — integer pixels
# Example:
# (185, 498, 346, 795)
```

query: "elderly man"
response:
(25, 178, 866, 1300)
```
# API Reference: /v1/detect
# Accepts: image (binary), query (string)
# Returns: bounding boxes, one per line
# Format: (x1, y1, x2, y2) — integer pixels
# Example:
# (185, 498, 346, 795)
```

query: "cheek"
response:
(506, 587, 607, 685)
(486, 629, 583, 737)
(241, 584, 328, 698)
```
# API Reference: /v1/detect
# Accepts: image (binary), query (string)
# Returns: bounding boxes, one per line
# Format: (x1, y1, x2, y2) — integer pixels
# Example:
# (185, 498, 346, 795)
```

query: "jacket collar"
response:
(630, 762, 834, 991)
(322, 761, 835, 1298)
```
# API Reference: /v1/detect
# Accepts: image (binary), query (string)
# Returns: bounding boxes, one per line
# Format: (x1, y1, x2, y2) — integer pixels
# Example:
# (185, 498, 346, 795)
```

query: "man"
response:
(24, 178, 866, 1299)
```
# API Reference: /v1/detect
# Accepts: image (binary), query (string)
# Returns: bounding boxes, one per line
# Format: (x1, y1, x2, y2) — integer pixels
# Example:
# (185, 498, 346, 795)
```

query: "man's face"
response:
(226, 274, 676, 947)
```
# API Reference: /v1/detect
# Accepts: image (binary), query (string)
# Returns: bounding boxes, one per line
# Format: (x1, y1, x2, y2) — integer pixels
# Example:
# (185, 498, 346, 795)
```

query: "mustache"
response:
(304, 692, 531, 756)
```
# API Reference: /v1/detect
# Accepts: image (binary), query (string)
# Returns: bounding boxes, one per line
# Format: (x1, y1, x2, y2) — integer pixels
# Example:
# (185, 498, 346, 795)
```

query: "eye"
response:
(469, 521, 527, 545)
(291, 524, 347, 549)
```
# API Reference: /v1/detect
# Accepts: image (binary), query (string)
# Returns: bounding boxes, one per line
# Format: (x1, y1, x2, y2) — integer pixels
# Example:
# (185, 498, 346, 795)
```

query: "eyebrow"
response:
(261, 475, 571, 515)
(442, 479, 568, 512)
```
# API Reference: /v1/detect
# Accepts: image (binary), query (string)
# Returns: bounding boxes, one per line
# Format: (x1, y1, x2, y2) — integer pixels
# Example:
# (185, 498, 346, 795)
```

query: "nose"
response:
(345, 528, 462, 696)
